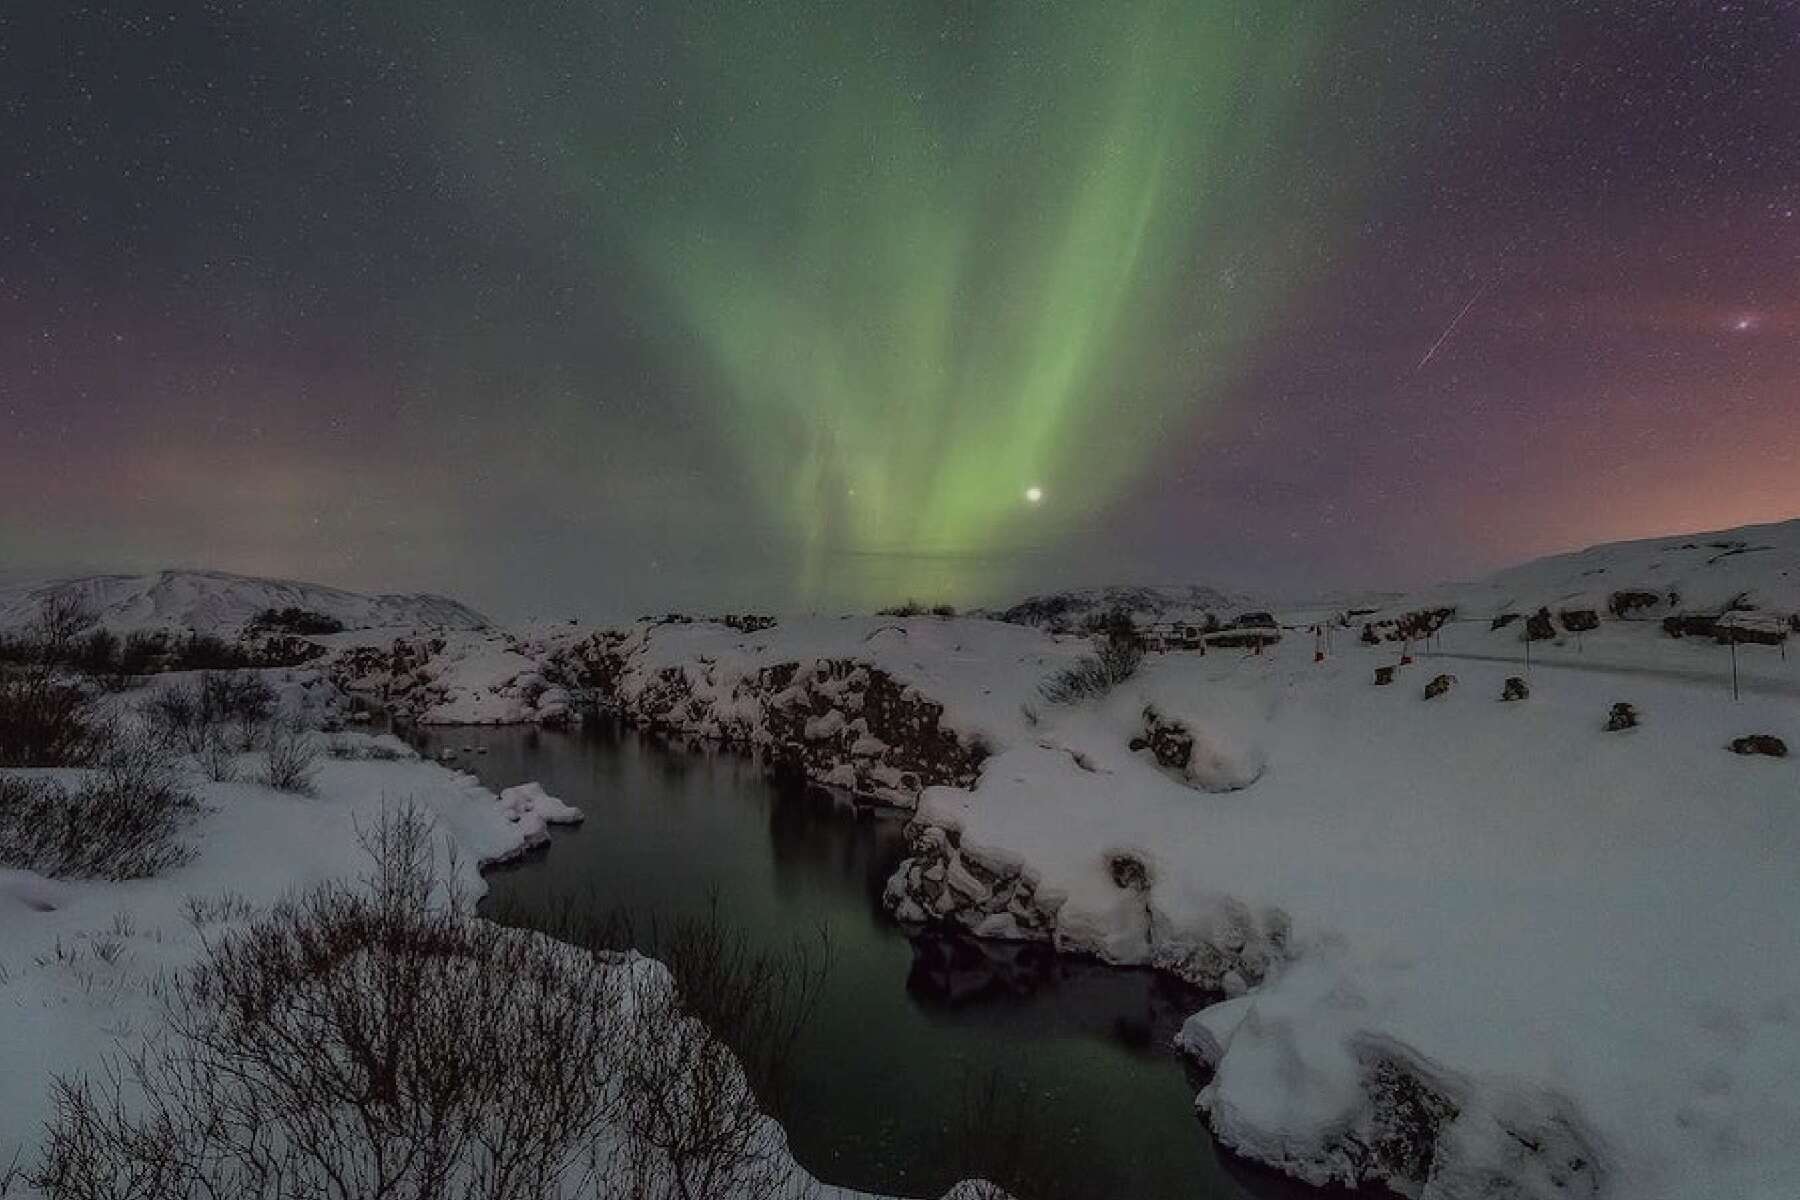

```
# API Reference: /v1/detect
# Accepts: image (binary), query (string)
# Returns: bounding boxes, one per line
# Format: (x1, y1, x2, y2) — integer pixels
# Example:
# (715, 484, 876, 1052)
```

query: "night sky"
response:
(4, 1, 1797, 618)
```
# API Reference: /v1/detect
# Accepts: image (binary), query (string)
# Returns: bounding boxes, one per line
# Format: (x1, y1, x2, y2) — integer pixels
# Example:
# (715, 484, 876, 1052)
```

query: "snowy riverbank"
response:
(0, 723, 994, 1200)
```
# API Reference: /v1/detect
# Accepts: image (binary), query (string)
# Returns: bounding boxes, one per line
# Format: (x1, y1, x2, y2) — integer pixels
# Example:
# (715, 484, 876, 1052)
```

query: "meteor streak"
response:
(1415, 280, 1490, 373)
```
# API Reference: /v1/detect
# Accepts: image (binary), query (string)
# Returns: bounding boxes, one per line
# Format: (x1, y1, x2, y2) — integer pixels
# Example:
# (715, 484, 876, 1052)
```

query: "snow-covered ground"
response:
(6, 518, 1797, 1199)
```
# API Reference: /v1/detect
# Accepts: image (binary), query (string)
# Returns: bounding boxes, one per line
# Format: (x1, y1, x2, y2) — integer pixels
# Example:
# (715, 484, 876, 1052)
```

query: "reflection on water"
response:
(423, 721, 1327, 1200)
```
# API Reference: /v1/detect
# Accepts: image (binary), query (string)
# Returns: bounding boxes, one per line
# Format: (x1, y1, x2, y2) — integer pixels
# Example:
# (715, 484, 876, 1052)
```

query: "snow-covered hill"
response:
(985, 583, 1261, 633)
(0, 569, 489, 635)
(1401, 517, 1800, 626)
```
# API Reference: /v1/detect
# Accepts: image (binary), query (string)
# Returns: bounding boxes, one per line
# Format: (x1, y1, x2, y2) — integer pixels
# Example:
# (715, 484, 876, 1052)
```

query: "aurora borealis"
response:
(4, 2, 1798, 616)
(606, 3, 1338, 600)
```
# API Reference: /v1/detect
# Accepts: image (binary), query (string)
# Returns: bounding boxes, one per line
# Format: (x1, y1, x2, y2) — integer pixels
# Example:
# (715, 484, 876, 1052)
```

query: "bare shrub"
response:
(325, 733, 409, 762)
(0, 731, 197, 879)
(1037, 637, 1143, 705)
(116, 631, 164, 678)
(196, 733, 238, 783)
(147, 673, 276, 755)
(258, 723, 320, 795)
(943, 1067, 1068, 1199)
(36, 809, 627, 1200)
(0, 670, 100, 766)
(35, 594, 97, 663)
(492, 894, 829, 1200)
(40, 811, 845, 1200)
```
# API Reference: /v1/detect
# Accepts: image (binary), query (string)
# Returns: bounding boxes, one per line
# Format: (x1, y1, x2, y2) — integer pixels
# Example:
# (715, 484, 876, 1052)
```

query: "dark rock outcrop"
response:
(1524, 608, 1557, 641)
(1728, 734, 1788, 758)
(1662, 613, 1718, 639)
(1422, 673, 1456, 700)
(550, 634, 988, 808)
(1605, 702, 1639, 732)
(1107, 851, 1151, 891)
(1559, 609, 1600, 633)
(1362, 607, 1456, 644)
(1502, 676, 1530, 702)
(1607, 591, 1661, 619)
(1137, 706, 1194, 771)
(1373, 666, 1396, 686)
(1716, 622, 1787, 646)
(885, 825, 1058, 941)
(329, 635, 451, 719)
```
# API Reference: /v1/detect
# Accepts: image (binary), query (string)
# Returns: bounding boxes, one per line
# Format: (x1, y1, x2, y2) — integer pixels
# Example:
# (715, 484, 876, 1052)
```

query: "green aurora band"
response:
(431, 1, 1382, 605)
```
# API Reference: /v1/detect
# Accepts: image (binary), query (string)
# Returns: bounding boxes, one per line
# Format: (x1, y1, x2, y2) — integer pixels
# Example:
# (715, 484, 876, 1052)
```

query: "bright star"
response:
(1731, 314, 1757, 332)
(1025, 486, 1044, 504)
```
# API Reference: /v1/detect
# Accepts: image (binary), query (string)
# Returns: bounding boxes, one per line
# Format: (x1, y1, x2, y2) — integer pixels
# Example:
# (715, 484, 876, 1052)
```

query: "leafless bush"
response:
(0, 669, 100, 766)
(39, 806, 846, 1200)
(37, 808, 628, 1200)
(0, 731, 197, 879)
(257, 723, 320, 795)
(942, 1066, 1066, 1199)
(1037, 637, 1143, 705)
(491, 893, 829, 1200)
(196, 733, 238, 782)
(146, 673, 277, 755)
(35, 594, 97, 664)
(325, 733, 409, 761)
(612, 904, 828, 1200)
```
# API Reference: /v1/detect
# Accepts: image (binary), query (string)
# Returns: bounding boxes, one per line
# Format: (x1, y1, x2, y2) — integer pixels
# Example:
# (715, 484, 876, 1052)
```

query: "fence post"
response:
(1730, 627, 1739, 702)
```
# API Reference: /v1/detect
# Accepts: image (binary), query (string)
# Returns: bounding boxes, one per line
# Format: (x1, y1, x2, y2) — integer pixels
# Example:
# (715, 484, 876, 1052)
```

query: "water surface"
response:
(425, 722, 1321, 1200)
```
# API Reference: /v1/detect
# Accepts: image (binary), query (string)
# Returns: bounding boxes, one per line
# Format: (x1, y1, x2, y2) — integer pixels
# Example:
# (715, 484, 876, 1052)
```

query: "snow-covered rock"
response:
(491, 781, 585, 859)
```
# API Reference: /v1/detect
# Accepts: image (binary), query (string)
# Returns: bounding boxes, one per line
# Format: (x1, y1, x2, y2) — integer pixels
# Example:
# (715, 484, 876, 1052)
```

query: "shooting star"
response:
(1414, 279, 1491, 373)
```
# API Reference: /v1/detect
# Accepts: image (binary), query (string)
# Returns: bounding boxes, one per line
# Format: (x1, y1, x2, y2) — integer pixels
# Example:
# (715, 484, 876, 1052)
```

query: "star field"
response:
(2, 1, 1796, 616)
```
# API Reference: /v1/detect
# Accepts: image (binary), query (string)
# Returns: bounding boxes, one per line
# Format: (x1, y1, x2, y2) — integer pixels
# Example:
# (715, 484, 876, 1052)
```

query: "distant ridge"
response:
(984, 583, 1258, 632)
(1400, 516, 1800, 621)
(0, 568, 490, 634)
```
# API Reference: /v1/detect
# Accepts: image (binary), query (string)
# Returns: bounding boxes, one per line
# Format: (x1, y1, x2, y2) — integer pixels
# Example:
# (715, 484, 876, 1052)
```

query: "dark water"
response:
(421, 722, 1319, 1200)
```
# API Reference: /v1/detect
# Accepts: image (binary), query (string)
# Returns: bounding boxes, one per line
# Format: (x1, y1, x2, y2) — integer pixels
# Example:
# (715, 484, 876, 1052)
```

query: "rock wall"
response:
(548, 632, 988, 808)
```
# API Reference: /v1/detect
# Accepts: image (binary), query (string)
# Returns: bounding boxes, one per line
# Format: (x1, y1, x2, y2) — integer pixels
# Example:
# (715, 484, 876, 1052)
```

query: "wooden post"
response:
(1730, 627, 1740, 702)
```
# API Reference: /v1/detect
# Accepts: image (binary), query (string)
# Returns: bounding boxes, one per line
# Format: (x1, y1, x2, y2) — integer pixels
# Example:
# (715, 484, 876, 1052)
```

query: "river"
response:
(418, 721, 1327, 1200)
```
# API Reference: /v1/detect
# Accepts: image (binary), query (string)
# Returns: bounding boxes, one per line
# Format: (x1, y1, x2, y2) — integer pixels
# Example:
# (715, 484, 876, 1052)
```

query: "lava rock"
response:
(1662, 613, 1718, 639)
(1107, 852, 1151, 892)
(1715, 622, 1787, 646)
(1605, 702, 1639, 732)
(1728, 734, 1788, 758)
(1608, 590, 1661, 619)
(1501, 676, 1530, 702)
(1139, 707, 1195, 771)
(1423, 673, 1456, 700)
(1559, 609, 1600, 633)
